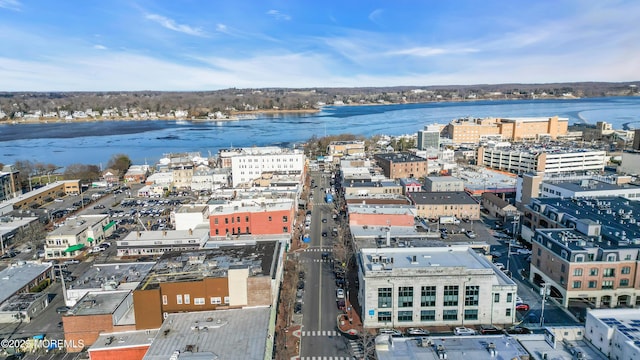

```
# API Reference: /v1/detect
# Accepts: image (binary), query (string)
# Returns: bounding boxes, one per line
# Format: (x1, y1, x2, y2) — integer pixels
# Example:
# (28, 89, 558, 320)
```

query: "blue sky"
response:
(0, 0, 638, 91)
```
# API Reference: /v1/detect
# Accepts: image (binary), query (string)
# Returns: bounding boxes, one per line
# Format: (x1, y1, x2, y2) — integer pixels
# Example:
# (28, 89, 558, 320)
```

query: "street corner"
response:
(292, 327, 303, 338)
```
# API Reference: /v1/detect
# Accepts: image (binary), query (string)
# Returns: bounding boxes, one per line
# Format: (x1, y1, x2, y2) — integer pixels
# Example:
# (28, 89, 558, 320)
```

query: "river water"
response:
(1, 96, 639, 167)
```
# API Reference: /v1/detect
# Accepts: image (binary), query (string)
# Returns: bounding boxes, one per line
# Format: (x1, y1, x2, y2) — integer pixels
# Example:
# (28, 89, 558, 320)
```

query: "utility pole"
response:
(540, 283, 550, 327)
(506, 215, 520, 272)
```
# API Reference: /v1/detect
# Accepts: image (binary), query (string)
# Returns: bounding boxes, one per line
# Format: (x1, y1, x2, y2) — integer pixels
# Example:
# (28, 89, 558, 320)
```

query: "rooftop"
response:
(68, 262, 155, 290)
(589, 308, 640, 345)
(119, 228, 210, 245)
(347, 204, 416, 216)
(0, 262, 52, 305)
(0, 292, 48, 313)
(48, 214, 108, 236)
(137, 241, 279, 290)
(67, 290, 131, 316)
(409, 192, 478, 205)
(550, 179, 640, 193)
(0, 216, 39, 238)
(425, 176, 463, 183)
(375, 152, 427, 163)
(515, 327, 607, 360)
(89, 329, 159, 352)
(142, 307, 270, 360)
(376, 334, 529, 360)
(207, 198, 294, 215)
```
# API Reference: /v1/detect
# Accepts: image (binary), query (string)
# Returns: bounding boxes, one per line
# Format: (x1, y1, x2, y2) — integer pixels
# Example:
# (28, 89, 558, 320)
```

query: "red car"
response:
(516, 303, 530, 311)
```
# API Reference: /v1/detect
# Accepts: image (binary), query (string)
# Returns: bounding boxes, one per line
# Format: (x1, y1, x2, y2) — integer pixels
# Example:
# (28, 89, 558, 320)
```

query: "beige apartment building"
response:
(446, 116, 568, 144)
(374, 153, 428, 180)
(408, 191, 480, 220)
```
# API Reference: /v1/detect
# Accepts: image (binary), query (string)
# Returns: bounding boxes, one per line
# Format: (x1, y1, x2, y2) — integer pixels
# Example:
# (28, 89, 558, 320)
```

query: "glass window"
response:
(214, 218, 218, 225)
(465, 285, 479, 306)
(589, 268, 598, 276)
(162, 295, 167, 305)
(622, 266, 631, 275)
(421, 286, 436, 307)
(443, 286, 459, 306)
(176, 295, 183, 304)
(573, 281, 582, 289)
(378, 311, 392, 323)
(464, 309, 478, 320)
(506, 293, 513, 303)
(602, 281, 614, 289)
(603, 268, 615, 278)
(420, 310, 435, 321)
(506, 308, 512, 316)
(588, 281, 597, 288)
(573, 268, 583, 276)
(210, 297, 221, 304)
(620, 279, 630, 287)
(194, 297, 205, 305)
(183, 294, 190, 304)
(494, 293, 500, 303)
(443, 309, 458, 320)
(378, 288, 392, 308)
(398, 287, 413, 308)
(398, 311, 413, 322)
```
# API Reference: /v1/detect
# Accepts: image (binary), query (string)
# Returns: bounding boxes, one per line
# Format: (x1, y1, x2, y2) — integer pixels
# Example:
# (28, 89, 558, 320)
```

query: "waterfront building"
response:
(445, 116, 568, 144)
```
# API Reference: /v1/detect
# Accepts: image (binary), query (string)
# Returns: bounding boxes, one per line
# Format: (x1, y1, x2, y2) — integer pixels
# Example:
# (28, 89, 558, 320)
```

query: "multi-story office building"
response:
(408, 191, 480, 220)
(0, 166, 19, 202)
(445, 116, 568, 144)
(357, 247, 517, 329)
(416, 126, 441, 150)
(223, 147, 305, 187)
(208, 198, 295, 237)
(133, 241, 282, 329)
(586, 308, 640, 359)
(374, 152, 428, 180)
(524, 197, 640, 308)
(477, 145, 607, 175)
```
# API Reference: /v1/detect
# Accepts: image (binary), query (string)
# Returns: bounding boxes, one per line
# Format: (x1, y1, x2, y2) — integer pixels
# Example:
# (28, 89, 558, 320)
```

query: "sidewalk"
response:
(337, 297, 363, 338)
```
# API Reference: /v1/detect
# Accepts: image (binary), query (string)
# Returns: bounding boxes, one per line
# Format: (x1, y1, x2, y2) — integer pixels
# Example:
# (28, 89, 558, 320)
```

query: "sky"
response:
(0, 0, 638, 91)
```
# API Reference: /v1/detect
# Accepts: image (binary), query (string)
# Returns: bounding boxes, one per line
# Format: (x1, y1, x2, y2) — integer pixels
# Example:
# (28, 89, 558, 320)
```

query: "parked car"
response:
(494, 262, 505, 270)
(294, 303, 303, 314)
(297, 281, 305, 290)
(406, 328, 430, 336)
(505, 326, 531, 334)
(454, 327, 476, 336)
(465, 230, 477, 239)
(379, 328, 402, 337)
(322, 218, 327, 223)
(516, 303, 530, 311)
(322, 231, 328, 237)
(64, 259, 80, 265)
(479, 325, 503, 335)
(516, 248, 532, 255)
(336, 289, 345, 299)
(56, 306, 70, 314)
(490, 251, 502, 258)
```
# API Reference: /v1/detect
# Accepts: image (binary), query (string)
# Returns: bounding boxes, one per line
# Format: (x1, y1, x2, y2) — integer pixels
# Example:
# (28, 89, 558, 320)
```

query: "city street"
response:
(299, 171, 352, 359)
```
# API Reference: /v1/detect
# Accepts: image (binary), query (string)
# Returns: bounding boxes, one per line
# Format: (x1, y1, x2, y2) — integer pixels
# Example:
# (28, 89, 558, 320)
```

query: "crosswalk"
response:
(301, 330, 341, 337)
(304, 248, 333, 252)
(299, 258, 333, 263)
(349, 339, 365, 358)
(299, 357, 354, 360)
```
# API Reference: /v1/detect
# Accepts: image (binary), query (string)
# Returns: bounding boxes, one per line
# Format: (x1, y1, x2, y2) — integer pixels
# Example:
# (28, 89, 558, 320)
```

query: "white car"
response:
(454, 327, 476, 336)
(379, 328, 402, 337)
(516, 248, 532, 255)
(336, 289, 345, 299)
(494, 262, 505, 270)
(406, 328, 430, 336)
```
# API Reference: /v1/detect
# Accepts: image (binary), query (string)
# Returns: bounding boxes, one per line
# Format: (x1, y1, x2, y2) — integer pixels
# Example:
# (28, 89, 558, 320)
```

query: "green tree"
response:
(107, 153, 132, 177)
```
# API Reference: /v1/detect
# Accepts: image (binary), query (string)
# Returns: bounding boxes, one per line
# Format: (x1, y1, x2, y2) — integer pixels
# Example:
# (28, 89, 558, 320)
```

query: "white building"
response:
(358, 247, 517, 329)
(477, 145, 607, 175)
(585, 308, 640, 359)
(173, 204, 210, 231)
(116, 227, 209, 257)
(191, 168, 230, 191)
(223, 147, 305, 187)
(45, 215, 114, 259)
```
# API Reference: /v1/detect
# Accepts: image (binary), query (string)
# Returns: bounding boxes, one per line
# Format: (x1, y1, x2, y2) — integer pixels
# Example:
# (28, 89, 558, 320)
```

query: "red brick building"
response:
(209, 200, 295, 237)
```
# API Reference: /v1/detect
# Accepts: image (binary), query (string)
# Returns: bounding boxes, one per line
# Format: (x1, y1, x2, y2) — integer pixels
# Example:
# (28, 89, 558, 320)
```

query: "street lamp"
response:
(540, 283, 550, 327)
(506, 215, 520, 272)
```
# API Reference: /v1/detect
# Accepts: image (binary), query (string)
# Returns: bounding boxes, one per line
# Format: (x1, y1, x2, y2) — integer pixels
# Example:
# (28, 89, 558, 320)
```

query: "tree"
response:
(107, 153, 132, 177)
(63, 163, 101, 182)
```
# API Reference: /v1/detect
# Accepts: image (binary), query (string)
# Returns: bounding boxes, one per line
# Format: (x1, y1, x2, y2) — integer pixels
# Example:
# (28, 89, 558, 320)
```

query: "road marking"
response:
(301, 330, 340, 337)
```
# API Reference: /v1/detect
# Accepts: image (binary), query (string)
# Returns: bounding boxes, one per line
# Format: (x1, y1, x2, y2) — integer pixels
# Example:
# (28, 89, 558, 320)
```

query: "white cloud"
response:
(0, 0, 20, 11)
(266, 10, 291, 21)
(93, 44, 107, 50)
(145, 14, 207, 37)
(368, 9, 383, 23)
(386, 47, 479, 57)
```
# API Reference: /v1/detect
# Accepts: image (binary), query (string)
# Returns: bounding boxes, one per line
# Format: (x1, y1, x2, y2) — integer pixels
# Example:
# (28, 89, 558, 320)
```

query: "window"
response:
(537, 248, 542, 256)
(378, 311, 392, 323)
(283, 216, 288, 223)
(378, 288, 392, 308)
(214, 218, 218, 225)
(184, 294, 190, 304)
(465, 286, 479, 306)
(606, 254, 616, 262)
(420, 310, 435, 321)
(575, 255, 584, 262)
(245, 216, 249, 222)
(398, 287, 413, 307)
(589, 268, 598, 276)
(602, 281, 614, 289)
(194, 298, 205, 305)
(507, 293, 513, 303)
(237, 216, 240, 223)
(398, 311, 413, 322)
(494, 293, 500, 303)
(573, 281, 582, 289)
(210, 297, 222, 305)
(225, 218, 228, 224)
(443, 309, 458, 320)
(464, 309, 478, 320)
(588, 281, 597, 288)
(421, 286, 436, 307)
(224, 296, 230, 304)
(620, 279, 630, 287)
(215, 229, 219, 235)
(561, 264, 566, 273)
(162, 295, 168, 305)
(268, 216, 272, 221)
(506, 308, 512, 317)
(573, 268, 583, 276)
(603, 268, 615, 278)
(622, 266, 631, 275)
(176, 295, 183, 305)
(443, 286, 459, 306)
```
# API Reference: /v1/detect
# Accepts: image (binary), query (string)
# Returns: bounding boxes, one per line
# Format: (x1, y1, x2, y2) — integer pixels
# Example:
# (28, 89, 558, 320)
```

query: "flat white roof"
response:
(0, 262, 52, 304)
(347, 204, 416, 216)
(90, 329, 159, 352)
(142, 307, 270, 360)
(120, 228, 209, 243)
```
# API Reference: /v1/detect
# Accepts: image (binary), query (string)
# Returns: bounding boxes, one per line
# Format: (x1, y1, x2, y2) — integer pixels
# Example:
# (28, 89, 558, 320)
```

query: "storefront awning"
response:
(87, 237, 94, 243)
(103, 221, 116, 231)
(63, 244, 85, 253)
